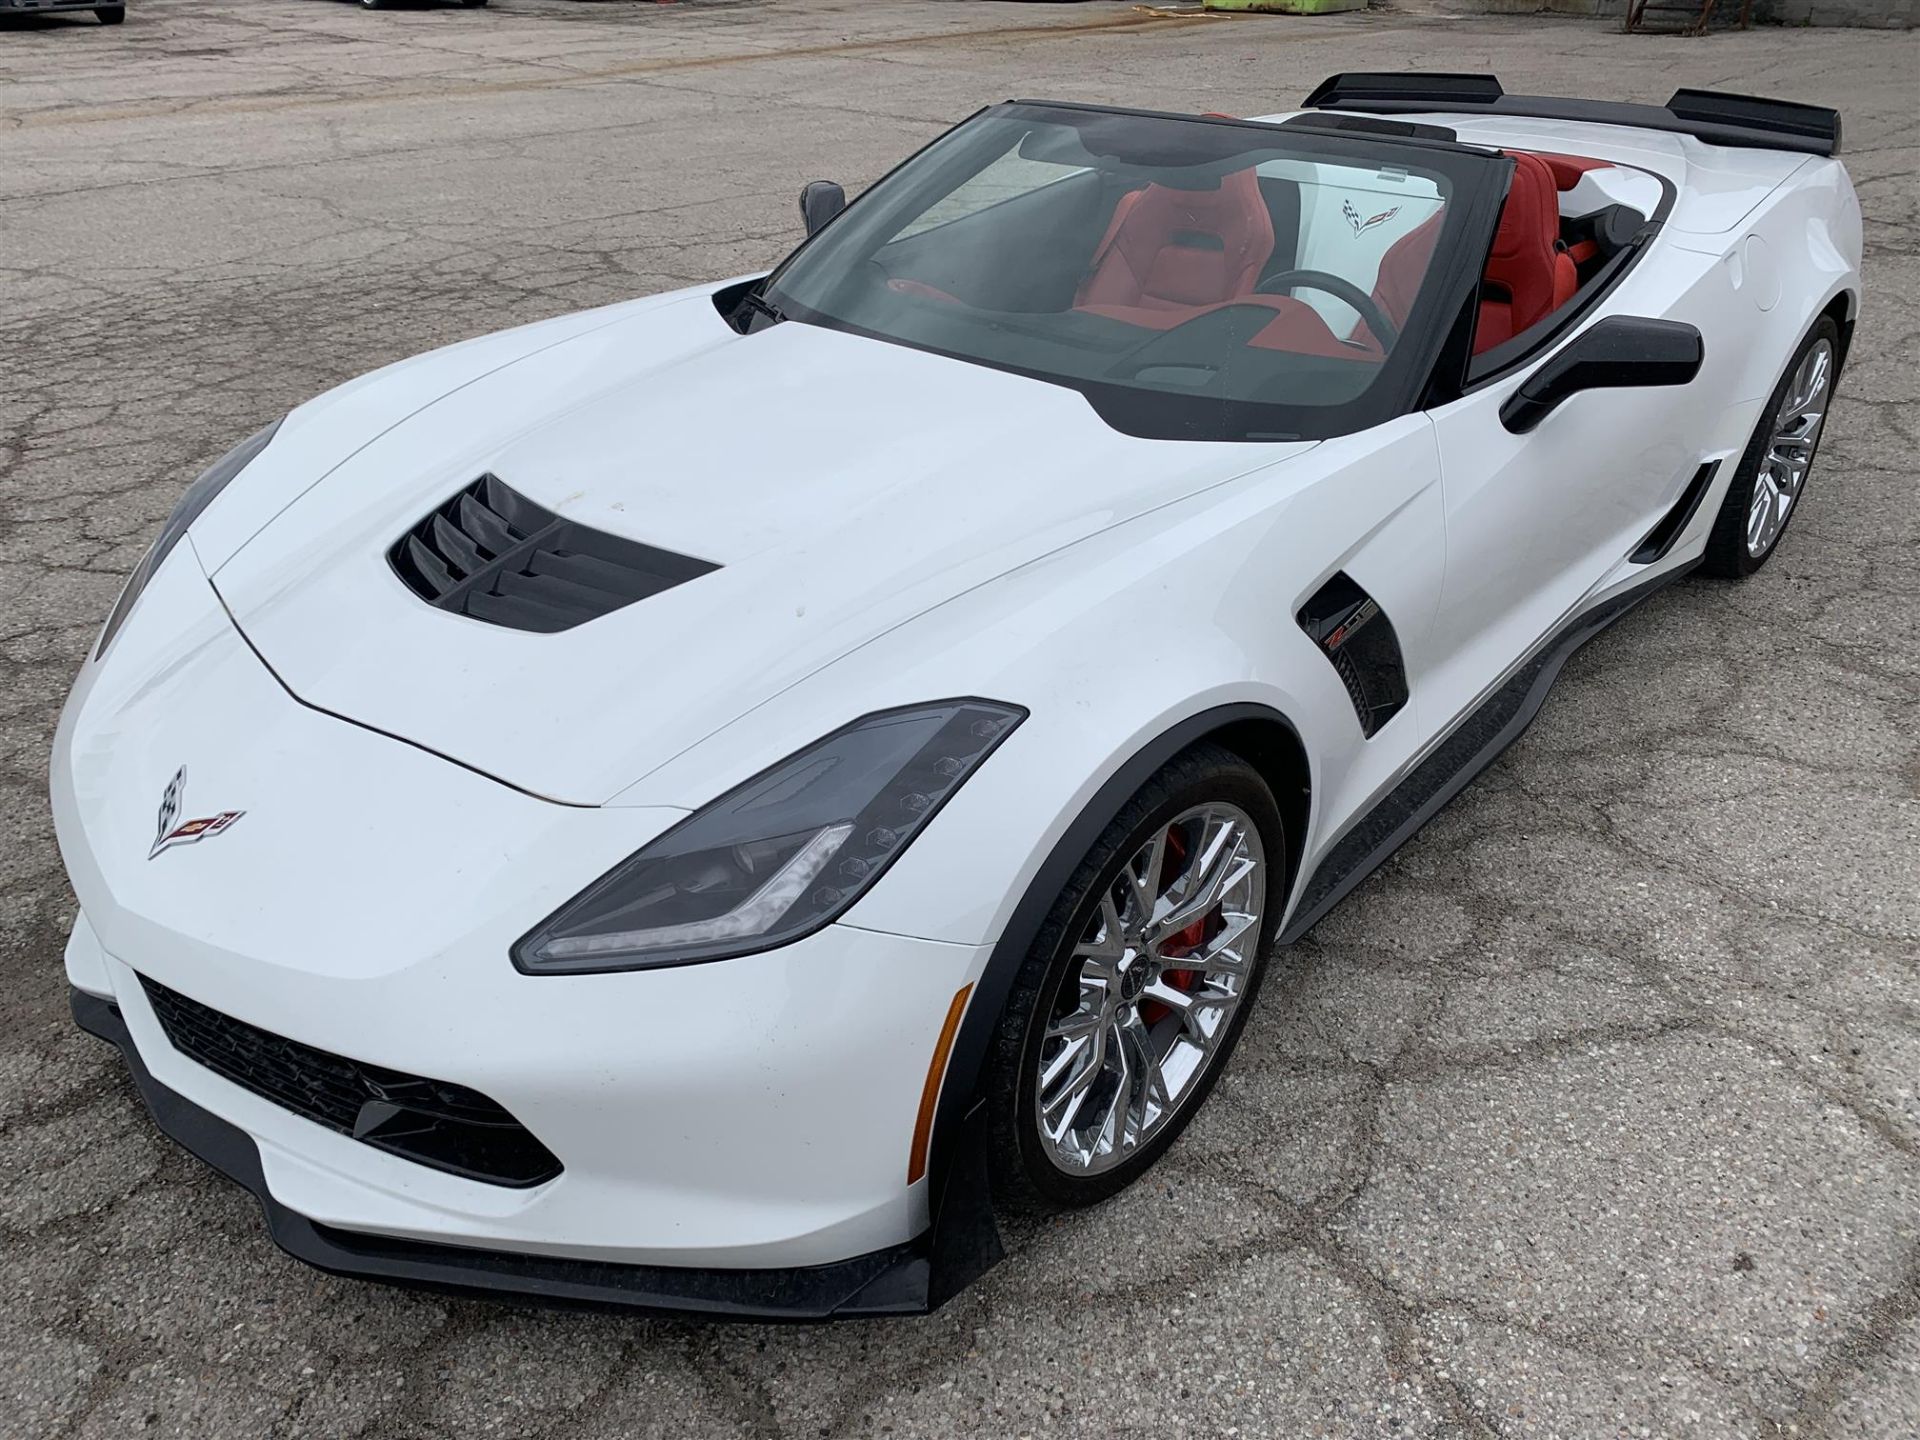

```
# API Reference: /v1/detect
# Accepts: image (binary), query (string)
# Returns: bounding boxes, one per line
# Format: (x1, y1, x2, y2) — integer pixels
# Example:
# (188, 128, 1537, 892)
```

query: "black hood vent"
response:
(389, 473, 718, 633)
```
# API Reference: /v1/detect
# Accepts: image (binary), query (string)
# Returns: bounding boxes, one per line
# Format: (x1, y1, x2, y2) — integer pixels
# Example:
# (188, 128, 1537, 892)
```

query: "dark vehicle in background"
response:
(0, 0, 123, 22)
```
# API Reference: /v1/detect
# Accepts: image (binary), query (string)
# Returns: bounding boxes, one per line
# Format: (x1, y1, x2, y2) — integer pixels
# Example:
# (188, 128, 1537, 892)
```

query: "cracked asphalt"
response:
(2, 1, 1917, 1436)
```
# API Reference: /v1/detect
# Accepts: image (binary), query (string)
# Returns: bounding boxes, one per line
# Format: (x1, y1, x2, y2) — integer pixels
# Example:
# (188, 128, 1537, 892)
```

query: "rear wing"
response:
(1302, 74, 1841, 157)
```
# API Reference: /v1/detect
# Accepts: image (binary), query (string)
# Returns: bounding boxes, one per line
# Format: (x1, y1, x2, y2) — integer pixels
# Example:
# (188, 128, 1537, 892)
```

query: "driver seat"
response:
(1076, 169, 1275, 317)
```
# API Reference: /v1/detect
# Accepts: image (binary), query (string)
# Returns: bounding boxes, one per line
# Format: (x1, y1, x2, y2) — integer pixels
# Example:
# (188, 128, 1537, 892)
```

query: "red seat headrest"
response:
(1523, 150, 1612, 192)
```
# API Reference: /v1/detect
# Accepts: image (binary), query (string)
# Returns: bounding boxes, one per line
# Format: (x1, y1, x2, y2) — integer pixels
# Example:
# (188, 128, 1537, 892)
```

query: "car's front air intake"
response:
(139, 975, 562, 1188)
(388, 473, 718, 633)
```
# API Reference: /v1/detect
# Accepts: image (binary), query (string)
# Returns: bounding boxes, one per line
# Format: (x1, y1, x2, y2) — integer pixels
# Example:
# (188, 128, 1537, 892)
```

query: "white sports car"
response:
(54, 74, 1859, 1318)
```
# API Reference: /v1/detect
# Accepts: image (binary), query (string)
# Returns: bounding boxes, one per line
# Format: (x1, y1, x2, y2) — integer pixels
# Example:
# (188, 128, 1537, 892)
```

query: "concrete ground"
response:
(2, 1, 1917, 1436)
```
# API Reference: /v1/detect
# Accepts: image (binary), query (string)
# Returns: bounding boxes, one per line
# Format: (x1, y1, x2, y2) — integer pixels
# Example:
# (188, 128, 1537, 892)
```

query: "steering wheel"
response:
(1253, 268, 1397, 349)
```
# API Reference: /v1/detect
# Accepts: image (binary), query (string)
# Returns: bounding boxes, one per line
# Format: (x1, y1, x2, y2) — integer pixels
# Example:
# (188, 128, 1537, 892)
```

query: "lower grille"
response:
(139, 976, 561, 1188)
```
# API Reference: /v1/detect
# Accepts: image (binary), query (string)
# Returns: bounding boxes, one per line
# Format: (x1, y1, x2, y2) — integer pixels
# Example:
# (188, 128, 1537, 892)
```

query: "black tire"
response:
(96, 4, 125, 20)
(461, 0, 488, 6)
(984, 743, 1285, 1213)
(360, 0, 386, 9)
(1700, 315, 1842, 579)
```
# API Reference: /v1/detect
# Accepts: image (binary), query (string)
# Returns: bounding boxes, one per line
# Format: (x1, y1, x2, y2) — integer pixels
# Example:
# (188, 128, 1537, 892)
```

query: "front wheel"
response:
(1701, 316, 1841, 578)
(96, 3, 125, 19)
(986, 744, 1284, 1211)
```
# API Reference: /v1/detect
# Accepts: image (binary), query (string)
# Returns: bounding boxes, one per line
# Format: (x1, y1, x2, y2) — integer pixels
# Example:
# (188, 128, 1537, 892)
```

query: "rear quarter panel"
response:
(1667, 156, 1862, 405)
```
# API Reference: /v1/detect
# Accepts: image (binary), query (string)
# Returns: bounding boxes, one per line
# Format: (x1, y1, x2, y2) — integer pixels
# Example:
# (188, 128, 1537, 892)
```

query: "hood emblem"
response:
(149, 767, 245, 860)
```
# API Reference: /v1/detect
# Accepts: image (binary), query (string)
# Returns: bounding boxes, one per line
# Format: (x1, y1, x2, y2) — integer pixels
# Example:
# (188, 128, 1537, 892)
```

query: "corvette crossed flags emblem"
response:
(1343, 198, 1401, 237)
(149, 766, 244, 860)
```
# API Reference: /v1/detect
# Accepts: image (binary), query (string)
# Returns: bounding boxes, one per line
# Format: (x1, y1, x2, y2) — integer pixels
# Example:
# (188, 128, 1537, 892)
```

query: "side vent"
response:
(1297, 573, 1410, 738)
(1631, 460, 1720, 564)
(389, 474, 719, 634)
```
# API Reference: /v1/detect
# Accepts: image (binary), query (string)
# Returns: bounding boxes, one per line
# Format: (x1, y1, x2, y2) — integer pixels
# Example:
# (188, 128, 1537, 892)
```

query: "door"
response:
(1420, 345, 1699, 727)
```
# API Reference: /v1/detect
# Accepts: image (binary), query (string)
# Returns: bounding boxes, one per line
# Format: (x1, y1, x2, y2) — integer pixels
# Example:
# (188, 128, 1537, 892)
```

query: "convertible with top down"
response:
(55, 73, 1859, 1318)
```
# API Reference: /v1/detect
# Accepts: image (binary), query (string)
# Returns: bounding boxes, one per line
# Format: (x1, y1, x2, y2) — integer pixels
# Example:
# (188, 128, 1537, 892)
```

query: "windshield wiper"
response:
(735, 287, 788, 331)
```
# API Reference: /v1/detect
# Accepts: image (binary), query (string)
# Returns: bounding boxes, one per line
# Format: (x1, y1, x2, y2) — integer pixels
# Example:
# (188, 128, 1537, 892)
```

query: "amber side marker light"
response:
(907, 984, 973, 1185)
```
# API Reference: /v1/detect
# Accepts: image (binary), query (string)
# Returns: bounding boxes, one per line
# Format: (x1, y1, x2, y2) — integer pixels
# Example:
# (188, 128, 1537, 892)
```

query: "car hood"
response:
(212, 290, 1311, 805)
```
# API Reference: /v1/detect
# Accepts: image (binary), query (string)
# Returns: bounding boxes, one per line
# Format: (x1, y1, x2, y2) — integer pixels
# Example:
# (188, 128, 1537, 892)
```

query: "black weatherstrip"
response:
(1279, 563, 1692, 943)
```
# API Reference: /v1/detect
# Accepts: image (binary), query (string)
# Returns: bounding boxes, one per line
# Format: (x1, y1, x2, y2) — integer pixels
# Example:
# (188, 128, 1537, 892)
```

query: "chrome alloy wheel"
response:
(1748, 338, 1833, 558)
(1033, 803, 1266, 1175)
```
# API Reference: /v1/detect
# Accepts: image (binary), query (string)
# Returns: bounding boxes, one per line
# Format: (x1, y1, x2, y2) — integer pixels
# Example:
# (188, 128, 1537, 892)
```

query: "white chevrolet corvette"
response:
(54, 75, 1860, 1318)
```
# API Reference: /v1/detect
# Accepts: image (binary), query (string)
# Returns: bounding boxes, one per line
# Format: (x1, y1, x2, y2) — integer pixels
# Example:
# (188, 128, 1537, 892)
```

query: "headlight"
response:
(513, 699, 1025, 975)
(94, 418, 283, 661)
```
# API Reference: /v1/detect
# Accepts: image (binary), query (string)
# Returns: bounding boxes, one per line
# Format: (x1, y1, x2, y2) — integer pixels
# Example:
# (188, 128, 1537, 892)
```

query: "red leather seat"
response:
(1374, 210, 1445, 331)
(1475, 152, 1579, 354)
(1076, 168, 1275, 317)
(1342, 208, 1446, 351)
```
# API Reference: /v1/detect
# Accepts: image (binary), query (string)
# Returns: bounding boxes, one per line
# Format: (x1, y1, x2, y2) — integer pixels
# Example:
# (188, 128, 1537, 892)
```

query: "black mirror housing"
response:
(1499, 316, 1703, 434)
(799, 180, 847, 237)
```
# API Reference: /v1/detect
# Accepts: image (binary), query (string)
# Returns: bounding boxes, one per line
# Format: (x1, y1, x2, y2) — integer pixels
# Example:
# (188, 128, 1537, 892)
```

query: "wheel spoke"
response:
(1140, 979, 1230, 1044)
(1073, 895, 1126, 966)
(1099, 1018, 1132, 1151)
(1117, 1012, 1160, 1144)
(1040, 1032, 1092, 1091)
(1205, 906, 1260, 958)
(1129, 827, 1169, 928)
(1156, 844, 1254, 938)
(1045, 1007, 1102, 1044)
(1040, 1026, 1105, 1145)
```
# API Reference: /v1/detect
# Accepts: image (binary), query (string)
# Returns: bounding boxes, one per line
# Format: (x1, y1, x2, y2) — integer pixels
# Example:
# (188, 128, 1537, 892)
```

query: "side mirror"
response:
(799, 180, 846, 237)
(1499, 316, 1703, 434)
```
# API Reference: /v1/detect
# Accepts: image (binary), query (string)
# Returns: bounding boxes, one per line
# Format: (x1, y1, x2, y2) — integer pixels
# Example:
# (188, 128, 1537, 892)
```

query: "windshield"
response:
(763, 103, 1495, 441)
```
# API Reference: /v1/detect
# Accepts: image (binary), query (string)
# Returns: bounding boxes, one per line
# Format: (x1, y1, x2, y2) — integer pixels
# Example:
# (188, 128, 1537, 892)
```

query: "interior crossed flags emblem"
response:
(149, 766, 245, 860)
(1343, 197, 1401, 237)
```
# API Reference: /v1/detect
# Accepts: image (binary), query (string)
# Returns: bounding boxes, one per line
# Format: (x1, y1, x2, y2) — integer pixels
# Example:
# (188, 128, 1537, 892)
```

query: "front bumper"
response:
(73, 986, 1000, 1319)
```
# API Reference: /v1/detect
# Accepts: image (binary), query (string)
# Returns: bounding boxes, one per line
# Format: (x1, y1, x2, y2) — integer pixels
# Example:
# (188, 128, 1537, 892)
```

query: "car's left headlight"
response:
(513, 699, 1025, 975)
(94, 417, 283, 661)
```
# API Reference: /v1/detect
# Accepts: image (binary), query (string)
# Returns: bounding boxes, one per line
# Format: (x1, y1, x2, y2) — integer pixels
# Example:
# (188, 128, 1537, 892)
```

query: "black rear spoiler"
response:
(1302, 73, 1841, 157)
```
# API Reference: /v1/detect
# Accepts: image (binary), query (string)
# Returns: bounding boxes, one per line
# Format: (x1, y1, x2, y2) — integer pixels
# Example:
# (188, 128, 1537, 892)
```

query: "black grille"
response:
(389, 473, 718, 634)
(140, 976, 562, 1188)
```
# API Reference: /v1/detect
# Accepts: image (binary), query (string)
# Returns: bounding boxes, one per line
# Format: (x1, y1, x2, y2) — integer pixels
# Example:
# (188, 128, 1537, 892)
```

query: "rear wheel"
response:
(1701, 317, 1840, 578)
(986, 744, 1283, 1211)
(96, 4, 124, 20)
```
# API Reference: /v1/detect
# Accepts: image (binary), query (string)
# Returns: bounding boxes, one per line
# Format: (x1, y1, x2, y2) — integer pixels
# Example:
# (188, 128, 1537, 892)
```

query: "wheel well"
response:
(1822, 290, 1857, 367)
(1204, 717, 1311, 899)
